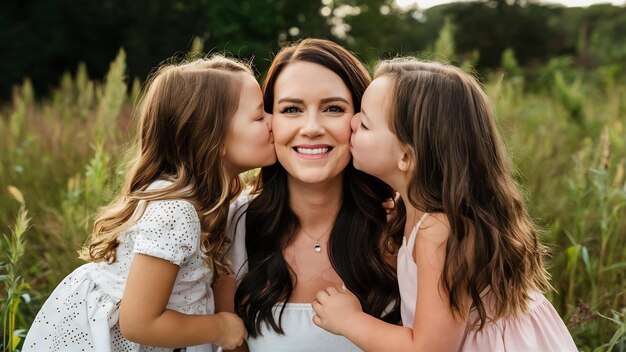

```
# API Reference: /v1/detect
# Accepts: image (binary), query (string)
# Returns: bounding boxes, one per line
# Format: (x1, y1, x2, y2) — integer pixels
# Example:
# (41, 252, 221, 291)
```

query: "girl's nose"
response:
(264, 112, 272, 132)
(350, 113, 360, 133)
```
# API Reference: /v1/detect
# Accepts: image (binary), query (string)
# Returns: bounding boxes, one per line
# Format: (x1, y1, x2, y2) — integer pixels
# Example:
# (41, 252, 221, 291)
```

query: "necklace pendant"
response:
(314, 243, 322, 253)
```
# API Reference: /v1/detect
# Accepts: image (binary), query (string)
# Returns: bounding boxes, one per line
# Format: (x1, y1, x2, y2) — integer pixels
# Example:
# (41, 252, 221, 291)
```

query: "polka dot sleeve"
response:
(132, 199, 201, 266)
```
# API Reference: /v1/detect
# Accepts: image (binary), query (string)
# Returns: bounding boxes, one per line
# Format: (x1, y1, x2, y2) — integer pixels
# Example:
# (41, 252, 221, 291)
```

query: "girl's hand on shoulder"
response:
(311, 286, 362, 335)
(382, 191, 400, 222)
(215, 312, 247, 350)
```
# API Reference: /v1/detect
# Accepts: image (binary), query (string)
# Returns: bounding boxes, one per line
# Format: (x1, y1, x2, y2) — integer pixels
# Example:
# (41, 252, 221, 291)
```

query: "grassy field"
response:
(1, 48, 625, 351)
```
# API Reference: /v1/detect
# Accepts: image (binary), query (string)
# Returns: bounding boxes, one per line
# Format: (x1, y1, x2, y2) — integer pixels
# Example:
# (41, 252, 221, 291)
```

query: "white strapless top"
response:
(246, 303, 361, 352)
(227, 196, 362, 352)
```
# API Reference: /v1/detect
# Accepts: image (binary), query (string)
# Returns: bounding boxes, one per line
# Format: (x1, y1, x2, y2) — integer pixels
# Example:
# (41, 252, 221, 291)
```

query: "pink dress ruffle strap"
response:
(397, 212, 430, 328)
(396, 213, 578, 351)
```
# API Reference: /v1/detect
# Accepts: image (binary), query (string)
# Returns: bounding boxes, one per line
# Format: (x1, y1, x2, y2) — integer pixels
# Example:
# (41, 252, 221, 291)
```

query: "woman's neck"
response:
(287, 175, 343, 229)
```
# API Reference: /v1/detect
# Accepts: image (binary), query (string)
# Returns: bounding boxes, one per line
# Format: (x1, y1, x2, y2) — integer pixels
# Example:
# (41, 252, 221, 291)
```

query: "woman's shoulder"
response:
(230, 190, 252, 214)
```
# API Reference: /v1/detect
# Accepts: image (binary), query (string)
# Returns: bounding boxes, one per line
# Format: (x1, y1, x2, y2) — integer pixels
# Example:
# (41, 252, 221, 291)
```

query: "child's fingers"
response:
(315, 289, 330, 303)
(312, 314, 322, 327)
(382, 199, 395, 213)
(311, 299, 322, 313)
(382, 192, 400, 210)
(325, 286, 340, 296)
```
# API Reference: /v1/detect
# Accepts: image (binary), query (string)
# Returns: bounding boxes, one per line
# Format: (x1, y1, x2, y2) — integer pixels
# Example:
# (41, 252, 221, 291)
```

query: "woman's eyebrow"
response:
(320, 97, 349, 104)
(277, 97, 304, 104)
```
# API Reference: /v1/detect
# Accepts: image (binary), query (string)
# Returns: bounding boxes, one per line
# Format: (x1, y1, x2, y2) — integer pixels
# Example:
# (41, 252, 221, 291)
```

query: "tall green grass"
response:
(1, 187, 31, 352)
(0, 47, 624, 350)
(487, 62, 626, 351)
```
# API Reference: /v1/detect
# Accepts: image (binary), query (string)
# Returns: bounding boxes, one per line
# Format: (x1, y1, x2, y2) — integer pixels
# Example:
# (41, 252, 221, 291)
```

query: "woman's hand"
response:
(311, 286, 362, 335)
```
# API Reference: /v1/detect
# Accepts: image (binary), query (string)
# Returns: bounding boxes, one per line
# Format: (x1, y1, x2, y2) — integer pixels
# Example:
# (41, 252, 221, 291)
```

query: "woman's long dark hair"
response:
(235, 39, 401, 337)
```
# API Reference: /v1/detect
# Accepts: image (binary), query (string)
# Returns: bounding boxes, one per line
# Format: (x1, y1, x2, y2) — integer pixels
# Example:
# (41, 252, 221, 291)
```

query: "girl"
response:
(311, 58, 577, 351)
(23, 56, 276, 352)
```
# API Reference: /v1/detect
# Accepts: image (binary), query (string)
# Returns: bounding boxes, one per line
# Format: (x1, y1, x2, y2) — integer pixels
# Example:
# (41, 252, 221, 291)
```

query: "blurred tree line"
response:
(0, 0, 624, 101)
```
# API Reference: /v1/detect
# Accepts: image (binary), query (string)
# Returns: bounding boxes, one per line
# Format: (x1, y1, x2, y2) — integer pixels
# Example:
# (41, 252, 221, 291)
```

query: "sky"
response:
(396, 0, 625, 9)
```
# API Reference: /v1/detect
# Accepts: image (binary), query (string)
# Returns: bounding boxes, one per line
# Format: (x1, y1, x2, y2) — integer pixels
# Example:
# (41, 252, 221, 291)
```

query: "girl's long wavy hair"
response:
(378, 58, 552, 330)
(79, 56, 254, 277)
(235, 39, 402, 337)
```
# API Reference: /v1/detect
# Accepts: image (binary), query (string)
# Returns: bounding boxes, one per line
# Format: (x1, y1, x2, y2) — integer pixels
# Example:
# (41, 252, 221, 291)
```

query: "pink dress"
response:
(397, 213, 578, 351)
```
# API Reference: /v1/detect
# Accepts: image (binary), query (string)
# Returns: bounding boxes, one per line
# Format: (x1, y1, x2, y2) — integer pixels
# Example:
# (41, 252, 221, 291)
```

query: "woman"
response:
(215, 39, 401, 351)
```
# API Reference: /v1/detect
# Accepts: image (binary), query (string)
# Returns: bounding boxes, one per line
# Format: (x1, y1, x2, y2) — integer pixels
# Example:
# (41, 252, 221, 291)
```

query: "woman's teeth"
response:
(296, 147, 330, 155)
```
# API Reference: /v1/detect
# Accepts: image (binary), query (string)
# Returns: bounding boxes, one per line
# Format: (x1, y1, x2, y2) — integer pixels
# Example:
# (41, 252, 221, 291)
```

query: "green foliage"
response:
(595, 310, 626, 352)
(501, 48, 523, 78)
(1, 187, 31, 351)
(553, 71, 586, 126)
(487, 66, 626, 350)
(0, 53, 132, 298)
(1, 1, 625, 99)
(443, 0, 558, 68)
(96, 49, 128, 143)
(432, 18, 456, 63)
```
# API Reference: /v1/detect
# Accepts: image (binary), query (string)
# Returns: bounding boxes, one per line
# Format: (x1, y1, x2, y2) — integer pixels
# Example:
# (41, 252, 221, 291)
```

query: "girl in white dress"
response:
(23, 55, 276, 352)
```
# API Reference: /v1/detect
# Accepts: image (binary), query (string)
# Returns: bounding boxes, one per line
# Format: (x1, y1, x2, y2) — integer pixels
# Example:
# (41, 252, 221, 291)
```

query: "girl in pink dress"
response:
(311, 58, 577, 351)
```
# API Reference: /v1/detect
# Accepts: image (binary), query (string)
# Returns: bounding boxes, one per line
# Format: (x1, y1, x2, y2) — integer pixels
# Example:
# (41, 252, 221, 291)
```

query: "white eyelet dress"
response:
(23, 180, 215, 352)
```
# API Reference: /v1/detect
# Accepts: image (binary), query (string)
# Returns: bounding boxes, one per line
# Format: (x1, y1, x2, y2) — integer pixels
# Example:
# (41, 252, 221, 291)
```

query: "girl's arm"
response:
(212, 274, 250, 352)
(119, 254, 246, 349)
(312, 215, 467, 351)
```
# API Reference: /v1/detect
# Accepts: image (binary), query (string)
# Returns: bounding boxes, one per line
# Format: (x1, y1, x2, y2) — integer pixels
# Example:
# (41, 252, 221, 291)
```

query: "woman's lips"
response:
(292, 144, 333, 160)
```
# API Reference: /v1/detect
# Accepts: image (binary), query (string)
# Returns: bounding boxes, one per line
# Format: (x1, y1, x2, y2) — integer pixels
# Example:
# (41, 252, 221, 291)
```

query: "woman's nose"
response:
(300, 112, 324, 137)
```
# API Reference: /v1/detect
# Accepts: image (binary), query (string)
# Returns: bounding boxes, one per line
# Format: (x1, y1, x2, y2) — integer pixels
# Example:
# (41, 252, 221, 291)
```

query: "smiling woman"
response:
(213, 38, 402, 352)
(272, 60, 354, 184)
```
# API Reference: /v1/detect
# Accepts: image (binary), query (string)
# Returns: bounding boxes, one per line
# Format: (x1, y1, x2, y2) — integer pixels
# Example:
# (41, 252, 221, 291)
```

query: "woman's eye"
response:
(324, 105, 345, 113)
(280, 106, 301, 114)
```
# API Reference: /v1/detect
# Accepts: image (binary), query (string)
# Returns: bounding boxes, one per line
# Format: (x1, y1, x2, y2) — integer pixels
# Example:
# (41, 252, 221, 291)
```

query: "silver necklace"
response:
(300, 225, 332, 253)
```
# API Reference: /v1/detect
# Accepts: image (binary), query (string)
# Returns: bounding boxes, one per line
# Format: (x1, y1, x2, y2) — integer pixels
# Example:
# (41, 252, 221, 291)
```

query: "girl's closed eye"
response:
(280, 105, 301, 114)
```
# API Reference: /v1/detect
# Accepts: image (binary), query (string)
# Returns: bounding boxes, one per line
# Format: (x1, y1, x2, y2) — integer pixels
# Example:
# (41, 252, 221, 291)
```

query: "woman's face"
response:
(223, 74, 276, 176)
(350, 76, 405, 186)
(272, 61, 354, 184)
